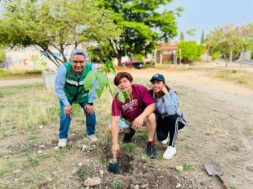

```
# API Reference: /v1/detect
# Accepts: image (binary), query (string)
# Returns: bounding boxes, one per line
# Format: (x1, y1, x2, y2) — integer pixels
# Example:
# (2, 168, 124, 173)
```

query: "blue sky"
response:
(166, 0, 253, 41)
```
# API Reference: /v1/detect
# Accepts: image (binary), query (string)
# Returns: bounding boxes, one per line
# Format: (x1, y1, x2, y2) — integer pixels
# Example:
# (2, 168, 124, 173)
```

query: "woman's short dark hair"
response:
(114, 72, 133, 86)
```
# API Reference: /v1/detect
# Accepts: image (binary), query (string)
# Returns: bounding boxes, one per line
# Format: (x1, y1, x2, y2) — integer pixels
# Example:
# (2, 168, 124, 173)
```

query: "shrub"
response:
(177, 41, 205, 63)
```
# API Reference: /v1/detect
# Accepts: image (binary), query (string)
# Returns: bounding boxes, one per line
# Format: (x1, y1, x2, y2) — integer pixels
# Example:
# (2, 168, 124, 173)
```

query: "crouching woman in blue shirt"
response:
(149, 74, 187, 159)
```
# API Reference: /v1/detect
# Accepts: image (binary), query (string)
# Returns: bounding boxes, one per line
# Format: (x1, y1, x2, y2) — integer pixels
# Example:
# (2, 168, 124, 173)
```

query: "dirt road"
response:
(0, 78, 42, 87)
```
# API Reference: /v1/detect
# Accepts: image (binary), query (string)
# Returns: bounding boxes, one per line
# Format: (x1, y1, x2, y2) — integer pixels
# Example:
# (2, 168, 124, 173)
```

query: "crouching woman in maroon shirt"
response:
(108, 72, 157, 159)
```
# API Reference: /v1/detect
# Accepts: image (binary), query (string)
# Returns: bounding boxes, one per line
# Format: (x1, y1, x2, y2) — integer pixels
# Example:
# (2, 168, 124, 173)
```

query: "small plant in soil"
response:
(0, 168, 4, 177)
(175, 170, 181, 175)
(27, 135, 38, 141)
(111, 180, 123, 189)
(231, 145, 240, 151)
(182, 163, 195, 171)
(122, 143, 136, 153)
(14, 174, 21, 179)
(232, 159, 240, 165)
(78, 170, 90, 180)
(29, 156, 39, 166)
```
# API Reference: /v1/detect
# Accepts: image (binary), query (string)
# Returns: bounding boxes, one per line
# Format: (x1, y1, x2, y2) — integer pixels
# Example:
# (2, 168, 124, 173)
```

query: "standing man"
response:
(55, 49, 98, 147)
(108, 72, 157, 159)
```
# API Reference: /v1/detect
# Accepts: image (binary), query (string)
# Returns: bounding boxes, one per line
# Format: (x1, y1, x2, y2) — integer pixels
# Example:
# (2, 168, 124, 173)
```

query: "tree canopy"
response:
(206, 23, 253, 67)
(98, 0, 182, 66)
(177, 41, 205, 63)
(180, 32, 184, 41)
(0, 0, 120, 67)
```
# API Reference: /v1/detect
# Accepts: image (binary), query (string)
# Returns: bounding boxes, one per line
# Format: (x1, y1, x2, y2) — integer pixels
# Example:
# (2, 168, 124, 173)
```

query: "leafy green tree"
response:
(99, 0, 182, 66)
(210, 51, 221, 61)
(87, 41, 115, 63)
(206, 23, 253, 67)
(177, 41, 205, 63)
(201, 30, 205, 44)
(0, 48, 5, 62)
(180, 32, 184, 41)
(0, 0, 119, 67)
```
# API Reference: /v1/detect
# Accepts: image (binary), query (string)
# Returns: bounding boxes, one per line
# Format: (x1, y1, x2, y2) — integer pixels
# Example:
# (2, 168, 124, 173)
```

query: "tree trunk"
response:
(225, 60, 229, 68)
(229, 50, 233, 63)
(117, 56, 122, 66)
(240, 50, 244, 70)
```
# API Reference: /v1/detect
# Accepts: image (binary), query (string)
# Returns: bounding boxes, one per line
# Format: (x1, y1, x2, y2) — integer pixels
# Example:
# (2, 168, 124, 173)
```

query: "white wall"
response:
(4, 45, 82, 71)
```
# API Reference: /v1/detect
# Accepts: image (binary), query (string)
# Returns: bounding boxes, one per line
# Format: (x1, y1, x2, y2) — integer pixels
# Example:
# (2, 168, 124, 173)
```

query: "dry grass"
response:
(0, 82, 114, 140)
(208, 70, 253, 90)
(0, 83, 59, 139)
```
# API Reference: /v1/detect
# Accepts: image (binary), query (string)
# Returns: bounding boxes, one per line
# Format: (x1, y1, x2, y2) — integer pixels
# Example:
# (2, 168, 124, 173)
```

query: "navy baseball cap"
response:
(150, 73, 165, 82)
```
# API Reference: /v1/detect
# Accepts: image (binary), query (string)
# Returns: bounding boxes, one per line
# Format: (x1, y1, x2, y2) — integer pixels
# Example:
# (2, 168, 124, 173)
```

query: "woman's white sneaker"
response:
(163, 146, 176, 159)
(58, 138, 67, 147)
(161, 138, 168, 144)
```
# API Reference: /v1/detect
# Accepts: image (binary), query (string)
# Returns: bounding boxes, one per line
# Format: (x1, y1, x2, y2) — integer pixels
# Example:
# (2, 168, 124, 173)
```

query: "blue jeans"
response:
(59, 101, 96, 139)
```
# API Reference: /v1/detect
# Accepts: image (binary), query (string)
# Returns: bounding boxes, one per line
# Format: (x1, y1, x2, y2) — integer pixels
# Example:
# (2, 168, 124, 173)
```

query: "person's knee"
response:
(147, 113, 156, 123)
(61, 113, 71, 120)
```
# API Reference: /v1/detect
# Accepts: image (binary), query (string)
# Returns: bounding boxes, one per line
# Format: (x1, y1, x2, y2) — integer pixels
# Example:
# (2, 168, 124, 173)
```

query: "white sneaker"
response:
(161, 138, 168, 145)
(88, 134, 98, 143)
(163, 146, 176, 159)
(58, 138, 67, 147)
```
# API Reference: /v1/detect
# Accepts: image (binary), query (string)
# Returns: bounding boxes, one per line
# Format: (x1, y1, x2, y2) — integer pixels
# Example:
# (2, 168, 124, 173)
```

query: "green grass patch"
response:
(245, 128, 253, 133)
(231, 145, 240, 151)
(232, 159, 240, 165)
(0, 69, 42, 80)
(175, 170, 181, 175)
(111, 180, 123, 189)
(29, 156, 39, 166)
(238, 80, 247, 84)
(0, 83, 44, 97)
(78, 170, 90, 180)
(208, 70, 253, 89)
(122, 143, 136, 153)
(0, 168, 4, 177)
(14, 173, 21, 179)
(182, 163, 195, 171)
(27, 135, 38, 141)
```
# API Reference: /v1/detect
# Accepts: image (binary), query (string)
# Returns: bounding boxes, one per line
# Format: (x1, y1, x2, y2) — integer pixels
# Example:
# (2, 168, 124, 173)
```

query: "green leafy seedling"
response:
(111, 180, 122, 189)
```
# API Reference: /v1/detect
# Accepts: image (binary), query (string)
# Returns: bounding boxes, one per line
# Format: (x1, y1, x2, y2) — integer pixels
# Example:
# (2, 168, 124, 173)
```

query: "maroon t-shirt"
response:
(112, 84, 155, 121)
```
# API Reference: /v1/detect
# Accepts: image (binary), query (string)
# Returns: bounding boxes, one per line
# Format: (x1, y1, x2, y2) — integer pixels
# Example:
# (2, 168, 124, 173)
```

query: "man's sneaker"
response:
(146, 141, 156, 158)
(58, 138, 67, 147)
(163, 146, 176, 159)
(161, 138, 168, 145)
(122, 128, 135, 143)
(88, 134, 98, 143)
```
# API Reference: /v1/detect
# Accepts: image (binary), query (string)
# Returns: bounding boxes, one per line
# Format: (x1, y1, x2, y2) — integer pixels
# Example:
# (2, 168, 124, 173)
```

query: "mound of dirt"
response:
(97, 146, 201, 189)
